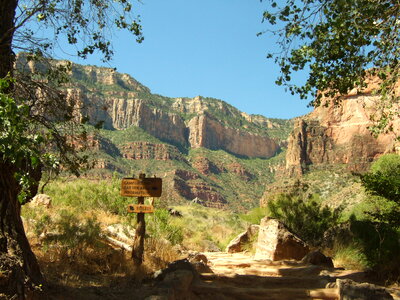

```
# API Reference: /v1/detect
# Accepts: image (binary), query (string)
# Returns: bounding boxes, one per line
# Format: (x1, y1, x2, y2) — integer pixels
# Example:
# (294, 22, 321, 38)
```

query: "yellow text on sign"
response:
(121, 178, 162, 197)
(127, 204, 154, 213)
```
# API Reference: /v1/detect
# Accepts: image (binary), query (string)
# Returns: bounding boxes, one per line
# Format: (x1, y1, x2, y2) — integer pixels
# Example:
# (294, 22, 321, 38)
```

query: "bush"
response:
(360, 154, 400, 227)
(267, 193, 342, 246)
(146, 209, 183, 245)
(240, 207, 269, 225)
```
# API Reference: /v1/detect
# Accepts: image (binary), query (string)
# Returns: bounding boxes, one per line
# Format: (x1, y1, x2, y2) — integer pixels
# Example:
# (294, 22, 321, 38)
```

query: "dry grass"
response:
(23, 203, 181, 292)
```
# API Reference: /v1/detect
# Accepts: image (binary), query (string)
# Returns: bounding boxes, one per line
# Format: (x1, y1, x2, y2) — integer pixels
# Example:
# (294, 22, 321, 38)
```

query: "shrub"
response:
(146, 209, 183, 245)
(240, 207, 269, 225)
(267, 193, 342, 246)
(360, 154, 400, 227)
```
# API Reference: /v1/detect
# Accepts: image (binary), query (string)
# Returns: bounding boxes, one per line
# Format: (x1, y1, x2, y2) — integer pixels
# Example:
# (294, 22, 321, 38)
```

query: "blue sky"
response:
(64, 0, 313, 119)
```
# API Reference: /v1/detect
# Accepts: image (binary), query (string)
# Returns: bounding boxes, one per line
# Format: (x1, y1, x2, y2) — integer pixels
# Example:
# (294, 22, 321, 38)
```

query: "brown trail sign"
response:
(121, 178, 162, 197)
(121, 173, 162, 266)
(127, 204, 154, 213)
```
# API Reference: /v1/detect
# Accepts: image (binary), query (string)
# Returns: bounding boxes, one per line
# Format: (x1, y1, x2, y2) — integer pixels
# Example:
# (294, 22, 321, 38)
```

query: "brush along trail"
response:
(191, 252, 363, 300)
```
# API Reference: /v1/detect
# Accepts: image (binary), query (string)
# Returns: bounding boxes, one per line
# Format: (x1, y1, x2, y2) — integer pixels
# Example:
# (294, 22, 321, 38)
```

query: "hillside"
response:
(17, 56, 400, 212)
(15, 56, 294, 211)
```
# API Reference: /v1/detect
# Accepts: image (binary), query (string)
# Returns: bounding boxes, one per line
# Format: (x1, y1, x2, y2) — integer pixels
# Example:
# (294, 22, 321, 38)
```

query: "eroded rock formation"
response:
(63, 64, 282, 158)
(285, 80, 400, 175)
(121, 142, 185, 161)
(187, 114, 279, 158)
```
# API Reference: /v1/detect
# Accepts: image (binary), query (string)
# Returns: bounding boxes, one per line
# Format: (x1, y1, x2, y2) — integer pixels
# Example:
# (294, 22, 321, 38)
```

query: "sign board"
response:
(127, 204, 154, 213)
(121, 178, 162, 197)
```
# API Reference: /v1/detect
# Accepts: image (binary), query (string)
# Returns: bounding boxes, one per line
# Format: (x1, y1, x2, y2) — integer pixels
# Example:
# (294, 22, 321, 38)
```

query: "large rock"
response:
(226, 225, 259, 253)
(150, 259, 199, 300)
(254, 217, 309, 261)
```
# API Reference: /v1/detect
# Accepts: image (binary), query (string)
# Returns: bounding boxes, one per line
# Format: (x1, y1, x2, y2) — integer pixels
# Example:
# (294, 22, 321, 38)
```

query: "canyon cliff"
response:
(285, 77, 400, 176)
(61, 63, 281, 158)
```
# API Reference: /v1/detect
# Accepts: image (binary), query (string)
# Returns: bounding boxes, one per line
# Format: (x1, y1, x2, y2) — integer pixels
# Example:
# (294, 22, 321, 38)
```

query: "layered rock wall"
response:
(18, 56, 283, 159)
(285, 91, 400, 175)
(120, 142, 185, 161)
(188, 115, 279, 158)
(75, 92, 279, 158)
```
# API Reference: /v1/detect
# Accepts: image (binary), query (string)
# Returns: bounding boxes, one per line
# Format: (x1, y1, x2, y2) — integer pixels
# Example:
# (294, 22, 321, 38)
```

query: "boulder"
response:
(301, 250, 334, 268)
(150, 259, 198, 300)
(187, 252, 212, 274)
(201, 240, 220, 252)
(254, 217, 309, 261)
(337, 279, 393, 300)
(30, 194, 52, 208)
(226, 225, 260, 253)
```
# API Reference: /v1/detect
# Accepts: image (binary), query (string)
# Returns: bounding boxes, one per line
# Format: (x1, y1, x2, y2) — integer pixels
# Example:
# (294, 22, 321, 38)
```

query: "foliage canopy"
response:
(0, 0, 144, 294)
(260, 0, 399, 133)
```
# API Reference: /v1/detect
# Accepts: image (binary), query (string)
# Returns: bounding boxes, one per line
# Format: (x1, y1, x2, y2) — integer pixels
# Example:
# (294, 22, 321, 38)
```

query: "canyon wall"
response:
(285, 85, 400, 175)
(65, 64, 280, 158)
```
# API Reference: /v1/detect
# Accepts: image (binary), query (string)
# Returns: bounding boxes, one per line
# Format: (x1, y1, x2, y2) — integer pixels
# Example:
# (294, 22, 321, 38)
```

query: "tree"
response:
(0, 0, 143, 297)
(360, 154, 400, 227)
(260, 0, 399, 134)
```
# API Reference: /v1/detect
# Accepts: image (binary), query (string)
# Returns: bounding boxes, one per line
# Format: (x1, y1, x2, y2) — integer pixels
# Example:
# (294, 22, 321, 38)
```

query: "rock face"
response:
(61, 62, 282, 158)
(192, 157, 224, 175)
(120, 142, 185, 161)
(254, 217, 309, 261)
(187, 114, 279, 158)
(173, 170, 227, 209)
(285, 85, 400, 175)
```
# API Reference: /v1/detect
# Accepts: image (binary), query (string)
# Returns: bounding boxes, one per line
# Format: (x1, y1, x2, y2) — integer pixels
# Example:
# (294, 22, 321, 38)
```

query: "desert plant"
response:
(267, 193, 342, 246)
(360, 154, 400, 227)
(240, 207, 269, 225)
(146, 209, 184, 245)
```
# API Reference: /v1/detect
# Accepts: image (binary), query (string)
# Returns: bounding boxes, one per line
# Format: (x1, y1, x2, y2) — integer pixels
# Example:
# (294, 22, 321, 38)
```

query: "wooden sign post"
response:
(121, 173, 162, 267)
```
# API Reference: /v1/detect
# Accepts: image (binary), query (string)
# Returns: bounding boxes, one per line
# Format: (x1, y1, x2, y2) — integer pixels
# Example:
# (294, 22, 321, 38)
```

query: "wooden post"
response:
(132, 173, 146, 266)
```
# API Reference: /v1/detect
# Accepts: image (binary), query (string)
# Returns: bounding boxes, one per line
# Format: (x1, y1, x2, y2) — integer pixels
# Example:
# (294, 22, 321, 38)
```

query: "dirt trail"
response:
(191, 252, 365, 300)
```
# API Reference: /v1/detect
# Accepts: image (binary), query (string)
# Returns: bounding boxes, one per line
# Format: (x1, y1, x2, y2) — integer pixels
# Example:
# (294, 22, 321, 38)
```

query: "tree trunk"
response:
(0, 1, 45, 298)
(0, 162, 44, 299)
(0, 0, 18, 79)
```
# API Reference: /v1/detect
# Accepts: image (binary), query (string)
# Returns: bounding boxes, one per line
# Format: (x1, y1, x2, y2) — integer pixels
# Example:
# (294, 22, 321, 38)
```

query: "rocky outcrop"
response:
(71, 86, 280, 159)
(188, 114, 279, 158)
(30, 194, 52, 208)
(226, 162, 253, 181)
(192, 157, 224, 175)
(173, 170, 226, 209)
(285, 83, 400, 175)
(254, 217, 309, 261)
(121, 142, 185, 161)
(73, 92, 189, 147)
